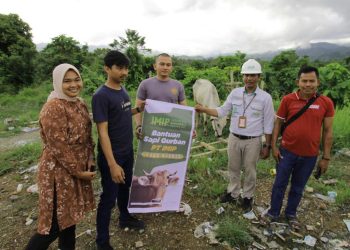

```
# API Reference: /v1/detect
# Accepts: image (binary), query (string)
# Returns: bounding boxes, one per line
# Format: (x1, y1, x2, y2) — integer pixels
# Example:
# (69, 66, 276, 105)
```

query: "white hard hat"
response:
(241, 59, 262, 74)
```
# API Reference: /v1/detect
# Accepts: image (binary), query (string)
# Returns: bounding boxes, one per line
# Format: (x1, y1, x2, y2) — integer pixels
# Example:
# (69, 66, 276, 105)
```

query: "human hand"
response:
(76, 171, 96, 181)
(138, 101, 146, 112)
(194, 104, 204, 113)
(260, 145, 270, 159)
(192, 130, 197, 139)
(317, 158, 330, 174)
(87, 158, 96, 172)
(110, 164, 125, 184)
(272, 146, 282, 163)
(135, 125, 144, 140)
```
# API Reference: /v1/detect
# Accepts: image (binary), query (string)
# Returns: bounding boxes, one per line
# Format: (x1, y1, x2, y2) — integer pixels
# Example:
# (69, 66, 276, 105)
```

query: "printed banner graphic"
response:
(128, 99, 194, 213)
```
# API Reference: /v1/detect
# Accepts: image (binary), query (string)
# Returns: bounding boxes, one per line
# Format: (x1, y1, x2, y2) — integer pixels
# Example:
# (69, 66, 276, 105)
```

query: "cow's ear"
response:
(169, 176, 179, 185)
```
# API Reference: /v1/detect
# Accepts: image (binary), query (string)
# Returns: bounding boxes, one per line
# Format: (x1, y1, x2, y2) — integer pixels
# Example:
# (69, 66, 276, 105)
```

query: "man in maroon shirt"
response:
(266, 65, 334, 229)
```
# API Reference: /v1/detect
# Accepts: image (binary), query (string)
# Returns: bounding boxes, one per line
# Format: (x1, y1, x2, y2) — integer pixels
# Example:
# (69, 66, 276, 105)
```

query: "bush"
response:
(216, 216, 253, 247)
(182, 67, 229, 99)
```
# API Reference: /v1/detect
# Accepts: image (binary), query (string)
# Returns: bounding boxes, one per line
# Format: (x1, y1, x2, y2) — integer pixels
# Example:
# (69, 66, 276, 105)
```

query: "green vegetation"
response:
(0, 142, 41, 175)
(307, 157, 350, 206)
(110, 29, 152, 90)
(320, 63, 350, 108)
(188, 156, 227, 198)
(0, 13, 37, 93)
(332, 107, 350, 150)
(0, 83, 50, 134)
(216, 216, 253, 246)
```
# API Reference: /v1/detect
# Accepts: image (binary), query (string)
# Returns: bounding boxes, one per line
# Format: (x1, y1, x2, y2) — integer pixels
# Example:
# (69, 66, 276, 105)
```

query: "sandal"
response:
(286, 216, 301, 231)
(260, 213, 278, 226)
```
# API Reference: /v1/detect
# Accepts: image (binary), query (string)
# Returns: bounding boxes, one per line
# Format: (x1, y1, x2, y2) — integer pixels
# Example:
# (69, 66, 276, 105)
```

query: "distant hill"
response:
(36, 42, 350, 61)
(250, 42, 350, 61)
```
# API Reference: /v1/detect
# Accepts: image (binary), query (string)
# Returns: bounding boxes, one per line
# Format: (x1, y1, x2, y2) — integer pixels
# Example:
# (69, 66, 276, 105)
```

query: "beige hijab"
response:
(47, 63, 82, 102)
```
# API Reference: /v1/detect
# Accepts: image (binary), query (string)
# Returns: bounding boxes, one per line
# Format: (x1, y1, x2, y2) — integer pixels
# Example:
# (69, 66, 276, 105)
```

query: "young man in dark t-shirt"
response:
(92, 50, 144, 250)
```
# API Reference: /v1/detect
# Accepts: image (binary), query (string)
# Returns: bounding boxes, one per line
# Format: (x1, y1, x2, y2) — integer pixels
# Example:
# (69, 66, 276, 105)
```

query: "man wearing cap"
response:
(195, 59, 275, 213)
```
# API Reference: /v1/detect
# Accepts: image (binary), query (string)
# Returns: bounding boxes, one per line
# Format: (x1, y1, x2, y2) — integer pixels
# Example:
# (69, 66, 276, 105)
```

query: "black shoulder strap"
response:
(281, 93, 320, 135)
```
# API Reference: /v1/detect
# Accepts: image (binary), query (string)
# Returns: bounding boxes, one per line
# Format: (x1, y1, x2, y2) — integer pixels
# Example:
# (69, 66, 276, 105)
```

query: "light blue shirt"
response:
(216, 87, 274, 136)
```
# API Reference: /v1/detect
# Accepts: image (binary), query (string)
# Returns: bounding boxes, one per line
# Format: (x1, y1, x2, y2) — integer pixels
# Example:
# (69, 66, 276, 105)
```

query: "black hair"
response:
(155, 53, 171, 62)
(297, 65, 319, 78)
(104, 50, 130, 68)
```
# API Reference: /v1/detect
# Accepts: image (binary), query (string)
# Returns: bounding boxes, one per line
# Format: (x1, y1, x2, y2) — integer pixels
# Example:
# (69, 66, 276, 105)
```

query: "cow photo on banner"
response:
(128, 99, 194, 213)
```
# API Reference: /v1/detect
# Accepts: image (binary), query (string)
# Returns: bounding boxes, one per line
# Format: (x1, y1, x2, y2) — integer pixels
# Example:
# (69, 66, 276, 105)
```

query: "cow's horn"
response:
(143, 170, 151, 176)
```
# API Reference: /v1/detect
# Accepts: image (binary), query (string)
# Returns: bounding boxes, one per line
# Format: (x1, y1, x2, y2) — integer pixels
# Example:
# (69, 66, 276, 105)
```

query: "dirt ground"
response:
(0, 129, 40, 152)
(1, 162, 349, 250)
(0, 133, 349, 249)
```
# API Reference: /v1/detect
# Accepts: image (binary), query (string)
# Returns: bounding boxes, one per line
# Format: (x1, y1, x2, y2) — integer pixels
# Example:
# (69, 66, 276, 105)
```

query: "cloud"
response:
(1, 0, 350, 56)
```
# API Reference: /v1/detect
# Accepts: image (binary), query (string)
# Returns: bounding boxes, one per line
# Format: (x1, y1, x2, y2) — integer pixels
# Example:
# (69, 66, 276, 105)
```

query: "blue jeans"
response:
(96, 149, 134, 246)
(268, 147, 317, 218)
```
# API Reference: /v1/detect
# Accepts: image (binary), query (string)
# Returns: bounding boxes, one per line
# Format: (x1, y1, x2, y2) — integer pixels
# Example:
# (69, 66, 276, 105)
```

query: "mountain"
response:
(296, 42, 350, 61)
(250, 42, 350, 61)
(35, 42, 350, 61)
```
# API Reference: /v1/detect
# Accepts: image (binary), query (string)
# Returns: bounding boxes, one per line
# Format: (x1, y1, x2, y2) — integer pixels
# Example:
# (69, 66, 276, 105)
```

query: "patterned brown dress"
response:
(37, 98, 95, 234)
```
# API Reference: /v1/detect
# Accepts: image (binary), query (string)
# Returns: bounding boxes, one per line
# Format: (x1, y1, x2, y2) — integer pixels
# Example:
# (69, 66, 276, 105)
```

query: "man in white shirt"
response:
(195, 59, 275, 213)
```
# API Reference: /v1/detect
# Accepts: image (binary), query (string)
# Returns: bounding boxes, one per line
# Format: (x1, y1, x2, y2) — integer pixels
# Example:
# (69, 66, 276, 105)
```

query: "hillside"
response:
(36, 42, 350, 61)
(250, 42, 350, 61)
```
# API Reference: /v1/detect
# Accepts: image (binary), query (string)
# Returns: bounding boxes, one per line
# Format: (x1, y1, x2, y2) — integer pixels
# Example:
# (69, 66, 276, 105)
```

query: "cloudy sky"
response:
(2, 0, 350, 56)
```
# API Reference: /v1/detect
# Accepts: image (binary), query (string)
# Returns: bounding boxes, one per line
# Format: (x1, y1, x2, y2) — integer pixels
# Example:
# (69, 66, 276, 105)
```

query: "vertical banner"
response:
(128, 99, 194, 213)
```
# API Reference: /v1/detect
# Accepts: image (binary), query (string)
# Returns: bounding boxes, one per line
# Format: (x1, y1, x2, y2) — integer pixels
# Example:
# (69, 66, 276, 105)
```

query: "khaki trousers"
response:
(227, 133, 261, 199)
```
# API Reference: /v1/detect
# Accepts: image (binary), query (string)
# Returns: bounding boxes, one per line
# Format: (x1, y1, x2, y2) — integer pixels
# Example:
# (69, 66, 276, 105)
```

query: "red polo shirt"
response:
(276, 91, 334, 156)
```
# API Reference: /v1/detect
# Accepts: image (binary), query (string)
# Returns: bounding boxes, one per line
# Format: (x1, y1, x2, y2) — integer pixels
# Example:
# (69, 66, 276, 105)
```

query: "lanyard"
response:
(242, 92, 256, 116)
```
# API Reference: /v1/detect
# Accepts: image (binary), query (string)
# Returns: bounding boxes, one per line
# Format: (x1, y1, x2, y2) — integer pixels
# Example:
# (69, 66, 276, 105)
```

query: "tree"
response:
(109, 29, 151, 89)
(213, 51, 246, 69)
(0, 14, 37, 93)
(35, 35, 89, 82)
(182, 67, 229, 99)
(81, 48, 109, 95)
(319, 63, 350, 108)
(267, 50, 310, 97)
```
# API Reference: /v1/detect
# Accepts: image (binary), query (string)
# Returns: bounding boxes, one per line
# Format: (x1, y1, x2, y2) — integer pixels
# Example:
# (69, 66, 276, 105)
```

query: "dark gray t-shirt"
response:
(137, 77, 185, 104)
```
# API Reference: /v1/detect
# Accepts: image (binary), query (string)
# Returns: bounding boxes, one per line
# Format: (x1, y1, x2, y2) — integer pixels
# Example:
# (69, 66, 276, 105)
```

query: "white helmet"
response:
(241, 59, 262, 74)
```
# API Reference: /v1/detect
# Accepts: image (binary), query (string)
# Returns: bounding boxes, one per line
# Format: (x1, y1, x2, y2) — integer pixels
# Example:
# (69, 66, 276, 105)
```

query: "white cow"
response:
(193, 79, 227, 137)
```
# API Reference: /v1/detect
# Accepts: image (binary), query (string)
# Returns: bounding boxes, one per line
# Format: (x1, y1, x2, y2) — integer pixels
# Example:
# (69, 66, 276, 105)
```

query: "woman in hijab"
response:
(25, 63, 96, 250)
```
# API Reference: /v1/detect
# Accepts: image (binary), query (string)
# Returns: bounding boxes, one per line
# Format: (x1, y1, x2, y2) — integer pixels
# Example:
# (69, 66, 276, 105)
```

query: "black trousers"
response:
(96, 149, 134, 246)
(25, 190, 76, 250)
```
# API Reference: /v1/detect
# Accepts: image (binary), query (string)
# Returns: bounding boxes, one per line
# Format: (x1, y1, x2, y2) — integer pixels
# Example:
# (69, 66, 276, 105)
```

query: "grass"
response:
(215, 215, 253, 247)
(307, 156, 350, 205)
(0, 83, 51, 135)
(188, 139, 229, 198)
(332, 107, 350, 150)
(0, 142, 42, 176)
(0, 83, 137, 136)
(256, 158, 276, 178)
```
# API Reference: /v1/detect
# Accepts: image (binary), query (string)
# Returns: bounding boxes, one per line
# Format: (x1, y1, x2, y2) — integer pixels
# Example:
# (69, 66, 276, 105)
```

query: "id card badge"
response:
(238, 116, 247, 128)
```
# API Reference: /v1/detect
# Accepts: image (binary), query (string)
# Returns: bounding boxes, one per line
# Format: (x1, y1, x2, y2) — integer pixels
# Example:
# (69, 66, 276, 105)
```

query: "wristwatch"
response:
(263, 144, 272, 149)
(136, 107, 141, 113)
